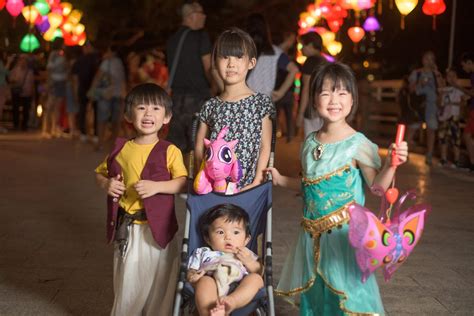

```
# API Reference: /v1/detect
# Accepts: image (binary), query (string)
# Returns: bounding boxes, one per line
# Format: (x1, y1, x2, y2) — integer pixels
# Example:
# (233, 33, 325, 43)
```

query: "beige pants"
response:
(111, 224, 179, 316)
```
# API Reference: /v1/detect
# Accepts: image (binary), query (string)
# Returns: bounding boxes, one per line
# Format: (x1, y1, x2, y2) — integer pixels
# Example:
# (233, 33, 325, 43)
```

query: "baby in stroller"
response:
(187, 203, 264, 316)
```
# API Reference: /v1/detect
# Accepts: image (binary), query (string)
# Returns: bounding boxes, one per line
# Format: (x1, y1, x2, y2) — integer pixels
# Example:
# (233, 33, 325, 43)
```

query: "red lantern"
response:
(0, 0, 6, 10)
(422, 0, 446, 30)
(327, 18, 343, 32)
(6, 0, 24, 17)
(348, 26, 365, 43)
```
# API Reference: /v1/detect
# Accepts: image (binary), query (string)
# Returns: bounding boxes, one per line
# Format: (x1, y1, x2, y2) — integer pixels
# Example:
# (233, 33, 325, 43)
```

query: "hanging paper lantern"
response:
(47, 11, 62, 28)
(53, 27, 63, 39)
(68, 9, 82, 24)
(321, 31, 336, 47)
(358, 0, 375, 10)
(77, 31, 86, 46)
(341, 0, 358, 10)
(327, 18, 343, 32)
(43, 27, 55, 41)
(6, 0, 25, 17)
(363, 16, 381, 32)
(422, 0, 446, 30)
(327, 41, 342, 56)
(60, 1, 72, 15)
(394, 0, 418, 29)
(73, 23, 85, 36)
(21, 5, 40, 24)
(33, 0, 49, 15)
(348, 26, 365, 43)
(36, 15, 50, 33)
(20, 33, 40, 52)
(0, 0, 5, 10)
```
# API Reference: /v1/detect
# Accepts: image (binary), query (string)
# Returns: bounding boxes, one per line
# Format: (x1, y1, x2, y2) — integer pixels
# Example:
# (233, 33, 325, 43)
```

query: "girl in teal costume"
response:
(267, 63, 408, 315)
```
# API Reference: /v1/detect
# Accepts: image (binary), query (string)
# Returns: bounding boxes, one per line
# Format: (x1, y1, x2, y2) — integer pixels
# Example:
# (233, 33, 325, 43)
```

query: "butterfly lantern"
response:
(194, 126, 242, 195)
(348, 186, 430, 283)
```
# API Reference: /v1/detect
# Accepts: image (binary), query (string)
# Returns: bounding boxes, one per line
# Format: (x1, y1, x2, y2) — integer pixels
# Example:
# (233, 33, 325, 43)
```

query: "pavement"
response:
(0, 131, 473, 316)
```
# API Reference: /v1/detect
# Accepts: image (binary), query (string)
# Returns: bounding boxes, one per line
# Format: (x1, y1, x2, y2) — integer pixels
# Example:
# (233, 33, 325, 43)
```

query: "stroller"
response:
(172, 117, 276, 316)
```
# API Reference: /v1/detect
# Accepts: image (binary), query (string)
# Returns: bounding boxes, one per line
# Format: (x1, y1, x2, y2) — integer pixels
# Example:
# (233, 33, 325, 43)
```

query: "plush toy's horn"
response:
(217, 126, 229, 140)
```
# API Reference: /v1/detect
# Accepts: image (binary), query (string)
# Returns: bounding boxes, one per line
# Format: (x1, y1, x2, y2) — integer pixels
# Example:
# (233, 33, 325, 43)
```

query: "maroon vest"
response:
(106, 138, 178, 248)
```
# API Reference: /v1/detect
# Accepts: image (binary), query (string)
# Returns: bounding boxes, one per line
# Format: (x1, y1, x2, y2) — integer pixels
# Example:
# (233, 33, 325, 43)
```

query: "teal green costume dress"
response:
(275, 132, 385, 316)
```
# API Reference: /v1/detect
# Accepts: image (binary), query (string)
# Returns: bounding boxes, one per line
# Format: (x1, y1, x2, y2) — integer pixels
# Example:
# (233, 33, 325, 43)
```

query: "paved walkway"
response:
(0, 132, 473, 315)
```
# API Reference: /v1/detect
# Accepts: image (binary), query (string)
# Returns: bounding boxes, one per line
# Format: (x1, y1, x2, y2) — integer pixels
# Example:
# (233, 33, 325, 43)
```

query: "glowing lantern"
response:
(327, 18, 343, 32)
(60, 1, 72, 15)
(422, 0, 446, 30)
(321, 31, 335, 47)
(327, 41, 342, 56)
(6, 0, 25, 17)
(43, 27, 55, 41)
(0, 0, 5, 10)
(77, 32, 86, 46)
(62, 22, 73, 32)
(53, 28, 63, 39)
(394, 0, 418, 29)
(73, 23, 85, 36)
(341, 0, 358, 10)
(33, 0, 49, 15)
(20, 33, 40, 52)
(36, 15, 50, 33)
(47, 11, 62, 28)
(358, 0, 375, 10)
(68, 9, 82, 24)
(348, 26, 365, 43)
(21, 5, 40, 24)
(363, 16, 381, 32)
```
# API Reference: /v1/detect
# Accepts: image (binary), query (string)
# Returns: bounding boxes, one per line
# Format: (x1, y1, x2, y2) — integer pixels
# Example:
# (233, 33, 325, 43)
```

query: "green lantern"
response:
(53, 28, 63, 40)
(34, 0, 50, 16)
(20, 34, 40, 52)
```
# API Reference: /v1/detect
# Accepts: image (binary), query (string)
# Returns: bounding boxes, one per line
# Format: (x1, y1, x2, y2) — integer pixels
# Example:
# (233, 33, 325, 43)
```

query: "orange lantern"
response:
(422, 0, 446, 30)
(60, 1, 72, 15)
(394, 0, 418, 29)
(327, 18, 343, 32)
(21, 5, 39, 24)
(348, 26, 365, 43)
(327, 41, 342, 56)
(47, 11, 62, 28)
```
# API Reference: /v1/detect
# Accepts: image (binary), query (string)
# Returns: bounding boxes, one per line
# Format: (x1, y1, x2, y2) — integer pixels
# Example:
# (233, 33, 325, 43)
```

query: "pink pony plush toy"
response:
(193, 127, 242, 195)
(348, 186, 430, 282)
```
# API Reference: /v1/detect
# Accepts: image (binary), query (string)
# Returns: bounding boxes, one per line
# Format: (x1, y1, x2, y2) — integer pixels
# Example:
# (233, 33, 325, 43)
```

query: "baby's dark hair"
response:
(309, 62, 359, 121)
(124, 83, 172, 118)
(199, 203, 251, 241)
(211, 27, 257, 66)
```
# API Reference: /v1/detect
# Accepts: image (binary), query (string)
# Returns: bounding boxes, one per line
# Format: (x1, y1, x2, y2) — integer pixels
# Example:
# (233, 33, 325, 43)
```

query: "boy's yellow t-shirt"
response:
(95, 140, 187, 215)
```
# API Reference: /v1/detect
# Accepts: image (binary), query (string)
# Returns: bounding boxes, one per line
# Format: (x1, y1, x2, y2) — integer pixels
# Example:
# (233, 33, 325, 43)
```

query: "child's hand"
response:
(271, 89, 284, 102)
(107, 175, 125, 199)
(389, 141, 408, 167)
(134, 180, 160, 199)
(235, 247, 255, 266)
(187, 269, 205, 284)
(264, 167, 282, 186)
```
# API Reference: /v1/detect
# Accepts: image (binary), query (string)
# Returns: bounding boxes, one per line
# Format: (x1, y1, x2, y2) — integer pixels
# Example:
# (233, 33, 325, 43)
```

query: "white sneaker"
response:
(178, 193, 188, 200)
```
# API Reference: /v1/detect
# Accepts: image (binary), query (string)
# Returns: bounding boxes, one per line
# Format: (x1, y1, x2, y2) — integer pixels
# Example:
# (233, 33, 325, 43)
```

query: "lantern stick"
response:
(400, 15, 405, 29)
(432, 15, 436, 30)
(378, 0, 382, 15)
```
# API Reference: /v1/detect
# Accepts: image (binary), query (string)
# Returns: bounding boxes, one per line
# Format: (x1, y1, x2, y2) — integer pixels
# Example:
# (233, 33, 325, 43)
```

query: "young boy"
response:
(95, 83, 187, 315)
(437, 69, 469, 167)
(187, 204, 263, 316)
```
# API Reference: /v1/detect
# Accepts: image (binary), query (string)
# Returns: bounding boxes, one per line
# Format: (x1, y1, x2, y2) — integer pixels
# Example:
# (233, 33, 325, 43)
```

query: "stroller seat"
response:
(173, 181, 275, 316)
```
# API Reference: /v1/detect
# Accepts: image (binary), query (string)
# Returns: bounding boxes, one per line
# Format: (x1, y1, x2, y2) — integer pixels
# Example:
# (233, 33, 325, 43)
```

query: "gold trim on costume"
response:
(274, 278, 315, 297)
(302, 164, 351, 186)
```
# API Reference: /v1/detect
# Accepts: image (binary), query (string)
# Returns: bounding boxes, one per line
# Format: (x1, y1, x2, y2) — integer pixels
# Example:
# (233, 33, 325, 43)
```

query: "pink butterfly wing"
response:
(348, 204, 396, 283)
(382, 209, 426, 281)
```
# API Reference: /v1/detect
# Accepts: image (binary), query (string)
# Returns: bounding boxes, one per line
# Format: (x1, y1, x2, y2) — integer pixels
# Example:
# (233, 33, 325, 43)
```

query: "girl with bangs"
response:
(267, 63, 409, 315)
(195, 27, 275, 191)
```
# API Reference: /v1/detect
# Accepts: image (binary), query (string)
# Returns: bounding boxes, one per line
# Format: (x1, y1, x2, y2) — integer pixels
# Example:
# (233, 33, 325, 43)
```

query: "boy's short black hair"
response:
(309, 62, 359, 121)
(124, 83, 172, 118)
(299, 31, 323, 51)
(199, 203, 251, 241)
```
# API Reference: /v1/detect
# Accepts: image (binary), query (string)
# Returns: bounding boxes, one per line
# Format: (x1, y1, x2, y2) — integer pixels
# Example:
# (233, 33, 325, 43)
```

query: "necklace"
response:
(313, 144, 324, 160)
